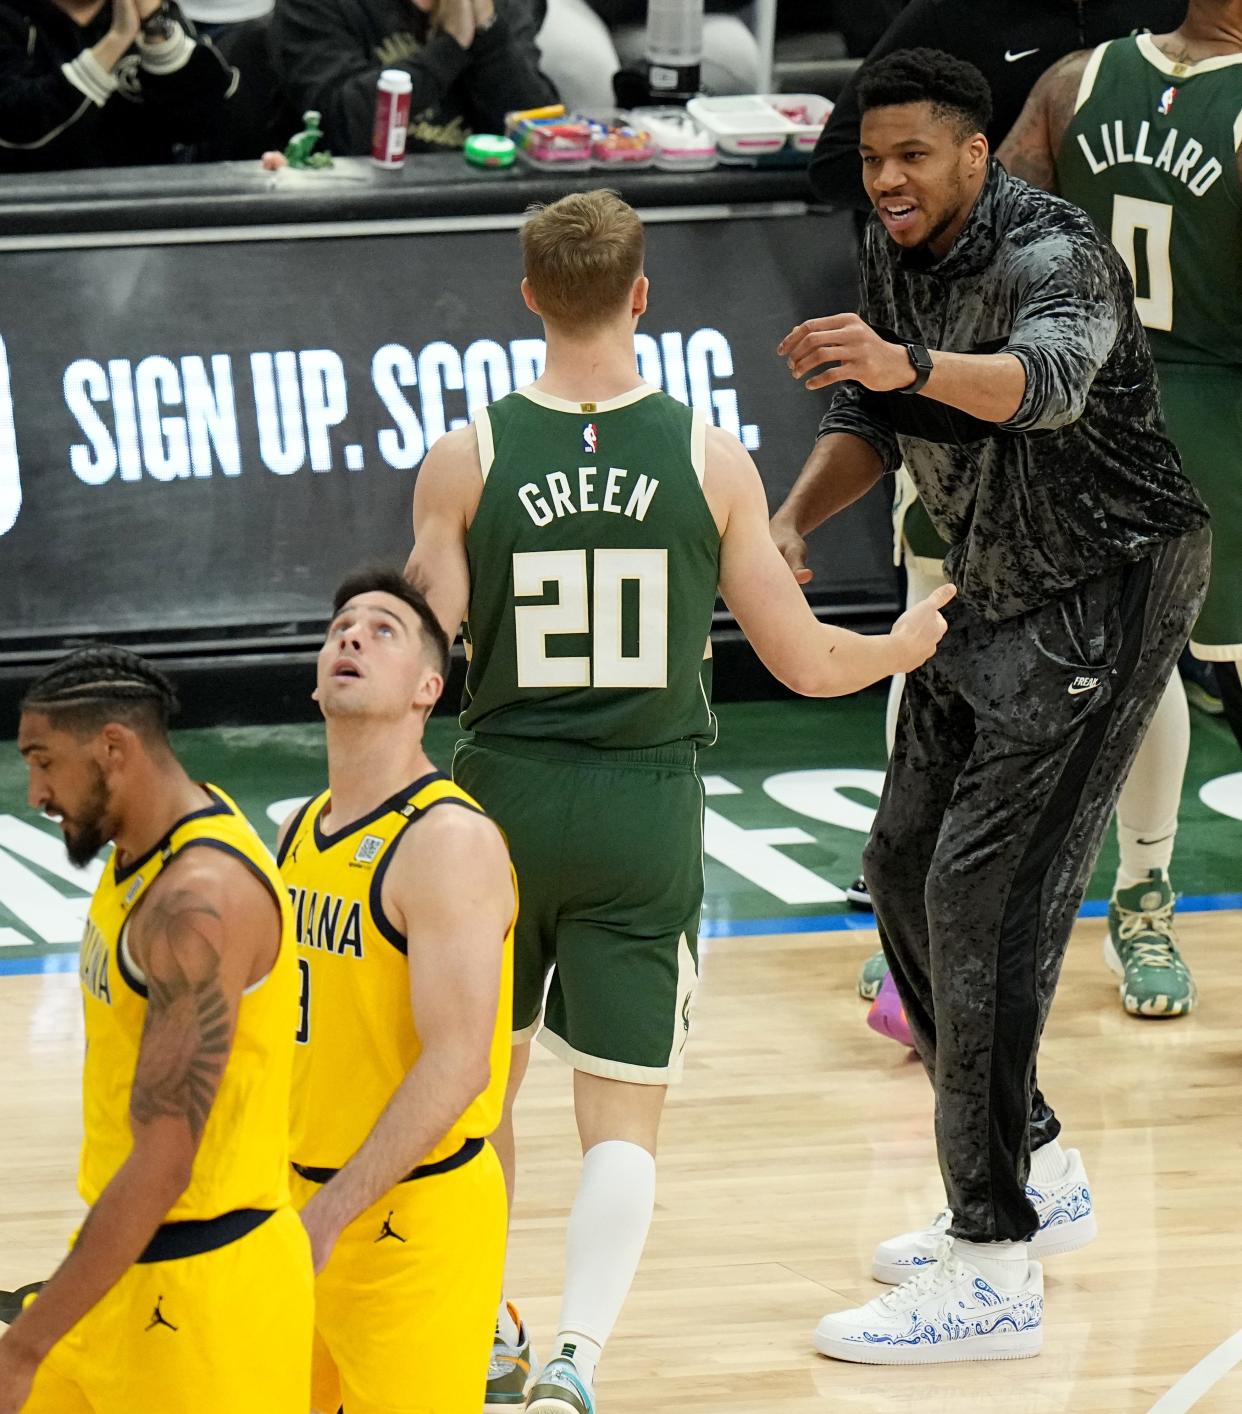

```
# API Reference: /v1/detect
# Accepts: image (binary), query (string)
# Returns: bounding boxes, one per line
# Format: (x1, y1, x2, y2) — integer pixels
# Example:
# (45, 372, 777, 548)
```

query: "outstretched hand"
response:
(888, 582, 956, 671)
(779, 314, 917, 393)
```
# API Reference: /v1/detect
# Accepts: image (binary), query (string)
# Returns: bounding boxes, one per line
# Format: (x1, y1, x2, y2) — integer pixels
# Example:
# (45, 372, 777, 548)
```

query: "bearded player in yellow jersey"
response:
(278, 568, 516, 1414)
(2, 647, 313, 1414)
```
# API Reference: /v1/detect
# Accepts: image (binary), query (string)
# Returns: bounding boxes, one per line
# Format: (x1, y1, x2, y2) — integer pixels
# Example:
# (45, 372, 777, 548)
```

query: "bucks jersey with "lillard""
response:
(460, 385, 722, 749)
(1057, 34, 1242, 365)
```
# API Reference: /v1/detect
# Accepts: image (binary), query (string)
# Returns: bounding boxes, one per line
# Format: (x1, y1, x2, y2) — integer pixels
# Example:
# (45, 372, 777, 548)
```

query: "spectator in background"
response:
(809, 0, 1187, 210)
(272, 0, 555, 155)
(0, 0, 237, 171)
(536, 0, 759, 114)
(830, 0, 907, 58)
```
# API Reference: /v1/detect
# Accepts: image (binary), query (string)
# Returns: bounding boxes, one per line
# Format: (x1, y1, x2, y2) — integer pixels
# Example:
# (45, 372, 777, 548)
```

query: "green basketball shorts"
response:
(1158, 362, 1242, 661)
(453, 734, 705, 1085)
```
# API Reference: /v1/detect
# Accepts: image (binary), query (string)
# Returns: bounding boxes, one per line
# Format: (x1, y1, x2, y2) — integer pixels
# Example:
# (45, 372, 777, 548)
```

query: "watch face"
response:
(900, 343, 932, 392)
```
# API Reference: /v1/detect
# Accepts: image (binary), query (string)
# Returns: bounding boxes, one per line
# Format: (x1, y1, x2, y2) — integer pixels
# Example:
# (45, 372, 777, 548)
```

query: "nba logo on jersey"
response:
(583, 422, 598, 455)
(123, 875, 145, 907)
(352, 835, 384, 865)
(1158, 86, 1178, 115)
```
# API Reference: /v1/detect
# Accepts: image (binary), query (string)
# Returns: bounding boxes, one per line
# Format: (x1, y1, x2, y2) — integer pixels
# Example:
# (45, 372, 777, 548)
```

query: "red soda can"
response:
(372, 70, 413, 168)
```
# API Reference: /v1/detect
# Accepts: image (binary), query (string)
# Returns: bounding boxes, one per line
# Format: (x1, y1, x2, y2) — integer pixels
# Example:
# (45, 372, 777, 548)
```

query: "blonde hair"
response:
(520, 190, 645, 329)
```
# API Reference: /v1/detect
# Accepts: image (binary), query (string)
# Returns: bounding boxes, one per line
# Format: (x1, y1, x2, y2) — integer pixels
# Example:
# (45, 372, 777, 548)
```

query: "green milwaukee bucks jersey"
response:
(460, 385, 721, 749)
(1057, 34, 1242, 366)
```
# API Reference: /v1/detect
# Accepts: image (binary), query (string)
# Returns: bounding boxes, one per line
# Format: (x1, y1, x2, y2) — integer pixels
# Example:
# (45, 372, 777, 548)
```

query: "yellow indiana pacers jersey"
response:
(77, 784, 297, 1219)
(279, 771, 514, 1171)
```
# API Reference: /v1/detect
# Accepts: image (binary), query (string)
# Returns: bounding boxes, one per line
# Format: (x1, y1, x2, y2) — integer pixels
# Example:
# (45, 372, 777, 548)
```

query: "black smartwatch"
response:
(898, 341, 934, 395)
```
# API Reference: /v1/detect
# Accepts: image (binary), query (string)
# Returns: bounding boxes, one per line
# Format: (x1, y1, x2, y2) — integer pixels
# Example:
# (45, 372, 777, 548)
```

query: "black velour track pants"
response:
(864, 525, 1211, 1243)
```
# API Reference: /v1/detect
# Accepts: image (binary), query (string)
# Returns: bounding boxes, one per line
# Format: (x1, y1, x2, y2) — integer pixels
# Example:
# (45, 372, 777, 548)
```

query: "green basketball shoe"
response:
(525, 1357, 596, 1413)
(486, 1304, 534, 1410)
(858, 949, 890, 1002)
(1105, 871, 1196, 1018)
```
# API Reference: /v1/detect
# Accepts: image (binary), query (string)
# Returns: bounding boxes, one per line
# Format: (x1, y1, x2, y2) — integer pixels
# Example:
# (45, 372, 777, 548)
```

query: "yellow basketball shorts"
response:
(23, 1205, 314, 1413)
(293, 1139, 508, 1414)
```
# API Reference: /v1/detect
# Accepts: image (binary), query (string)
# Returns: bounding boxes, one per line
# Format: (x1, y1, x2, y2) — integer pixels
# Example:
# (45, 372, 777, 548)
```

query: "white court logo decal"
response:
(1200, 772, 1242, 824)
(0, 335, 22, 538)
(0, 815, 102, 946)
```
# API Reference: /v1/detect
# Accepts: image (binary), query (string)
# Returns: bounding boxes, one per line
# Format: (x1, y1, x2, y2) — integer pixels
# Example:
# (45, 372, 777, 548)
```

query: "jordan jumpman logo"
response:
(376, 1211, 407, 1244)
(145, 1296, 178, 1332)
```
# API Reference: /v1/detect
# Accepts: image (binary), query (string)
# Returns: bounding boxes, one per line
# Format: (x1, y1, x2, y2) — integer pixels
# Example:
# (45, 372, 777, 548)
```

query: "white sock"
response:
(553, 1139, 656, 1385)
(552, 1332, 603, 1385)
(495, 1296, 521, 1347)
(1028, 1136, 1069, 1186)
(954, 1237, 1030, 1292)
(1114, 672, 1188, 892)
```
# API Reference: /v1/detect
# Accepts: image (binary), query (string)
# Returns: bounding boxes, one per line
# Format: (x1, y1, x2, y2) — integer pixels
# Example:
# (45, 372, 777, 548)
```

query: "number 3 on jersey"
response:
(296, 957, 310, 1044)
(1111, 194, 1174, 331)
(514, 547, 669, 689)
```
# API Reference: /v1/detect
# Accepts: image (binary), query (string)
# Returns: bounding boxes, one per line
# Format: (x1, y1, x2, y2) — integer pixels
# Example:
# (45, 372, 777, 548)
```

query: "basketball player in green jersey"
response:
(405, 190, 955, 1413)
(997, 0, 1242, 1018)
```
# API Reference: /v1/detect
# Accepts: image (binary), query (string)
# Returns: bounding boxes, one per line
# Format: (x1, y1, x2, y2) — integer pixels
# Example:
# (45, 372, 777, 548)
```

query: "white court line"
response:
(1149, 1329, 1242, 1412)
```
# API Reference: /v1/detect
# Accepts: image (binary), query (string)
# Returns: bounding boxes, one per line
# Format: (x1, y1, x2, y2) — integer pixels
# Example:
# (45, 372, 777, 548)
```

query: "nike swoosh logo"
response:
(1136, 835, 1174, 847)
(1067, 684, 1099, 696)
(1005, 47, 1040, 62)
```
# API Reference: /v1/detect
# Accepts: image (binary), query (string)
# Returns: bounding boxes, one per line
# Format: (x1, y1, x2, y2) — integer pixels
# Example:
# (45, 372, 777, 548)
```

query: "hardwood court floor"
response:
(3, 911, 1241, 1413)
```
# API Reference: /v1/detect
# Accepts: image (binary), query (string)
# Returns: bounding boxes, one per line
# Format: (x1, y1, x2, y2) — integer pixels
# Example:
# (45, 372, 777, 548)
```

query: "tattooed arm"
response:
(0, 854, 277, 1408)
(127, 875, 247, 1142)
(996, 51, 1091, 193)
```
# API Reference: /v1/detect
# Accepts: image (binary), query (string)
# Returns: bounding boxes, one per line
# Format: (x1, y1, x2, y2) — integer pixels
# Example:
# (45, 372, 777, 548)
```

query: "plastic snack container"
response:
(589, 118, 657, 167)
(763, 93, 834, 153)
(505, 105, 593, 169)
(464, 134, 517, 168)
(686, 94, 794, 158)
(628, 106, 716, 171)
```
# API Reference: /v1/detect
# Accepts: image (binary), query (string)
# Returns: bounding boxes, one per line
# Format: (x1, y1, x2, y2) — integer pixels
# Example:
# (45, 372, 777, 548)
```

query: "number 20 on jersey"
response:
(513, 547, 669, 690)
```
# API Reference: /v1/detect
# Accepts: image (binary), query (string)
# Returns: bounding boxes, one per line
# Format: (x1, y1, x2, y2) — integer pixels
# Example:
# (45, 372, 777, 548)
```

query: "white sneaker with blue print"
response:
(814, 1237, 1043, 1365)
(871, 1147, 1096, 1285)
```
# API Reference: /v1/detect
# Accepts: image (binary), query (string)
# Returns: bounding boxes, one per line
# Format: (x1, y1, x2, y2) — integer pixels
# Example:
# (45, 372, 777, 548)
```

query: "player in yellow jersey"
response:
(278, 568, 516, 1414)
(2, 647, 313, 1414)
